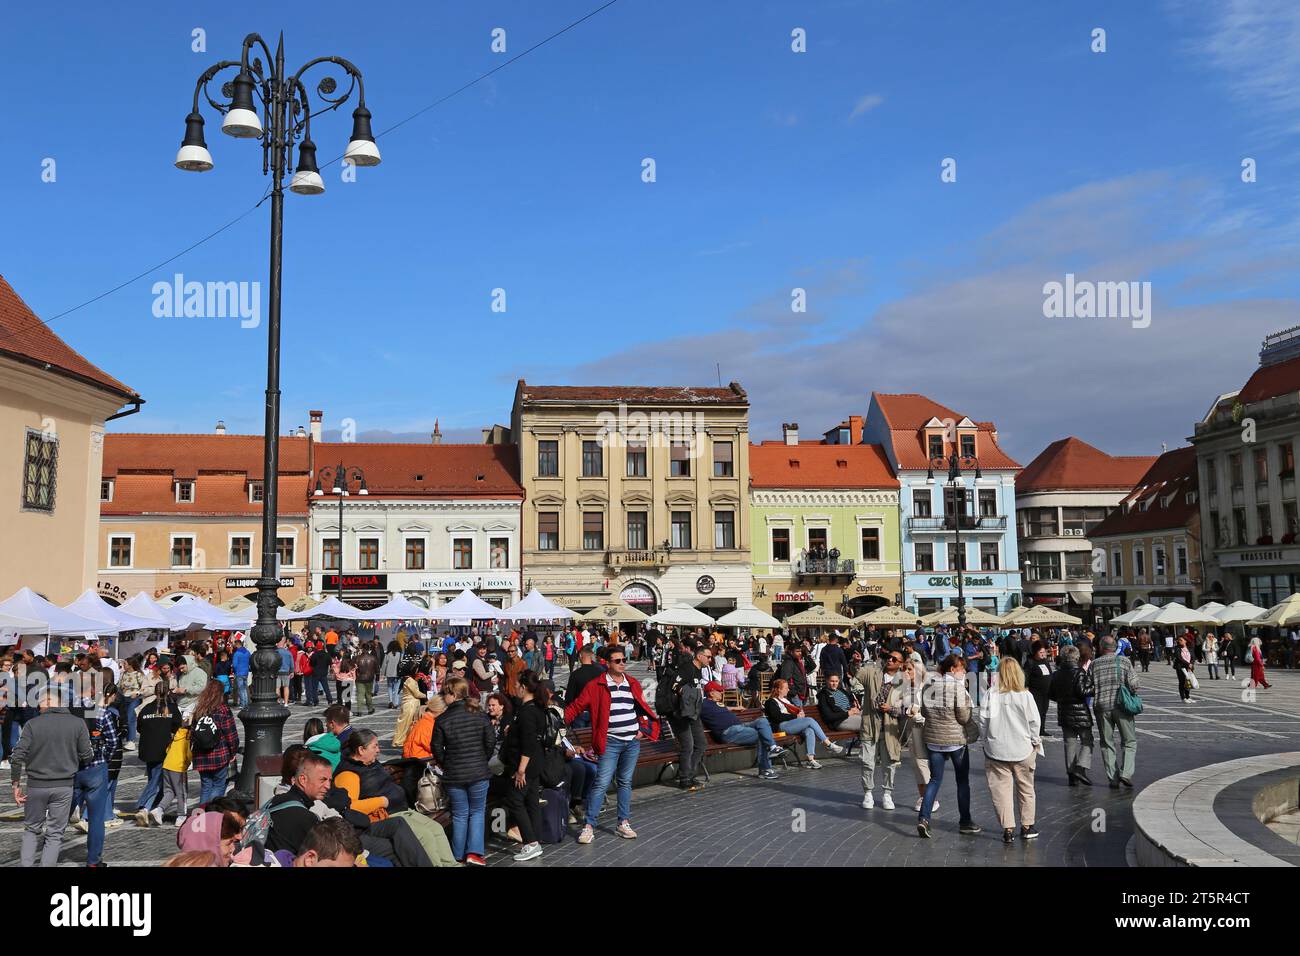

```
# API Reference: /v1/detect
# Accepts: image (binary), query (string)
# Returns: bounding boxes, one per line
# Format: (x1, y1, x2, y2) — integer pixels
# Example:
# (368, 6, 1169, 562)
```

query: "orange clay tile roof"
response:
(1236, 353, 1300, 405)
(311, 443, 522, 497)
(1017, 437, 1157, 492)
(750, 442, 898, 488)
(517, 381, 747, 405)
(871, 393, 1020, 470)
(0, 275, 138, 400)
(104, 434, 310, 479)
(1088, 447, 1199, 538)
(101, 473, 310, 517)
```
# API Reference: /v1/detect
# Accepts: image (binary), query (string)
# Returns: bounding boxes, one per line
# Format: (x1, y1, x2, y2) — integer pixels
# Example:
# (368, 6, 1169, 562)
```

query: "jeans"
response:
(920, 746, 972, 826)
(387, 677, 401, 707)
(446, 778, 489, 860)
(235, 675, 249, 709)
(21, 785, 72, 867)
(586, 736, 640, 827)
(779, 716, 828, 756)
(306, 675, 332, 706)
(1095, 705, 1136, 783)
(720, 717, 777, 771)
(72, 764, 110, 865)
(1207, 662, 1220, 680)
(136, 762, 164, 810)
(545, 657, 555, 680)
(124, 697, 141, 742)
(198, 767, 228, 805)
(566, 756, 596, 806)
(668, 715, 705, 783)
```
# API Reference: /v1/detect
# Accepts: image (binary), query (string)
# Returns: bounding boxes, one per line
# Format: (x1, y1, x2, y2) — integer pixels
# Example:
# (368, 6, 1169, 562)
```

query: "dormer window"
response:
(100, 479, 113, 502)
(959, 434, 976, 458)
(927, 435, 944, 459)
(176, 480, 195, 503)
(249, 481, 264, 503)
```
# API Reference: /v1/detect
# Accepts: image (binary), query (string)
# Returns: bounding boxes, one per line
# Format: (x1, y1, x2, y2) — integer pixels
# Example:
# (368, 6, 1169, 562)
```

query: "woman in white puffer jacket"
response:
(981, 657, 1042, 845)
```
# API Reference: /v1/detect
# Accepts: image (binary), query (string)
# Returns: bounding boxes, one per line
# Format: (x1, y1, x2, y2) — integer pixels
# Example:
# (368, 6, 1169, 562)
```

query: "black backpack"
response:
(191, 714, 220, 753)
(654, 665, 681, 716)
(538, 704, 567, 789)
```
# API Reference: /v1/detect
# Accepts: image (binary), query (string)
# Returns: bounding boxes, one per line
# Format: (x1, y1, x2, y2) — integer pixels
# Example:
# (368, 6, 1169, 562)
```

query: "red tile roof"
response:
(516, 381, 747, 405)
(0, 275, 138, 400)
(102, 474, 310, 517)
(1236, 353, 1300, 405)
(750, 443, 899, 488)
(1017, 437, 1156, 492)
(871, 393, 1020, 470)
(104, 434, 310, 479)
(312, 443, 522, 498)
(1088, 447, 1199, 538)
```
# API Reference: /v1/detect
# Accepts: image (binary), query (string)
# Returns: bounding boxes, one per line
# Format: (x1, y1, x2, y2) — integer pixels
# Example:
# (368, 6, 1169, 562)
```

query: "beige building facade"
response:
(510, 382, 752, 616)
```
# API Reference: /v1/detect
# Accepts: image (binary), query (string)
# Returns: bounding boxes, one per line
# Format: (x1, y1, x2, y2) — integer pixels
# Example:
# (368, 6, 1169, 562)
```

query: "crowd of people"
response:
(0, 610, 1284, 866)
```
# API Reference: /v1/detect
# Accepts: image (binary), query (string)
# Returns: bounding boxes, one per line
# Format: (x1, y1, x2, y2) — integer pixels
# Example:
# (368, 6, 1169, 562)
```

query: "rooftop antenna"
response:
(716, 362, 722, 387)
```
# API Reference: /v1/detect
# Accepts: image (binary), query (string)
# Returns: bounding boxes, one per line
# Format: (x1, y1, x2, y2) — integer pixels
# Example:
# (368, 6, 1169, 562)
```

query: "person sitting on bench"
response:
(818, 672, 863, 732)
(699, 682, 786, 780)
(764, 677, 844, 768)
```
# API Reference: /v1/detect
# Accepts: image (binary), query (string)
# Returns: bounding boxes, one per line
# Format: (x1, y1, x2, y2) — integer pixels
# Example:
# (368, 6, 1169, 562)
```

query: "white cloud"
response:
(848, 93, 885, 121)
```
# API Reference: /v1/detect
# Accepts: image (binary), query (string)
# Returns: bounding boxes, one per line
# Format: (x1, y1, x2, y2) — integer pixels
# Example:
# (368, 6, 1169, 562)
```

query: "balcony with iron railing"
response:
(605, 549, 670, 571)
(909, 514, 1007, 532)
(795, 557, 856, 577)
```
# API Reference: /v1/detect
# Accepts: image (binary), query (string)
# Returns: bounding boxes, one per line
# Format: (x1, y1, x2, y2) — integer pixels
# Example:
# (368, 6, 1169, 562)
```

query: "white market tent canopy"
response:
(578, 600, 650, 624)
(355, 594, 440, 622)
(716, 606, 783, 629)
(1149, 602, 1220, 626)
(0, 588, 111, 636)
(499, 589, 575, 622)
(427, 589, 503, 622)
(119, 592, 191, 631)
(282, 595, 376, 621)
(1214, 601, 1268, 624)
(160, 593, 244, 630)
(649, 603, 716, 628)
(0, 610, 48, 633)
(1110, 604, 1161, 626)
(64, 589, 160, 634)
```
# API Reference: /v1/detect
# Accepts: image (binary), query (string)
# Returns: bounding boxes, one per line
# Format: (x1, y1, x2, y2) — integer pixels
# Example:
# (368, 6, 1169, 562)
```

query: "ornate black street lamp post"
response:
(927, 452, 982, 631)
(314, 464, 368, 600)
(176, 32, 380, 794)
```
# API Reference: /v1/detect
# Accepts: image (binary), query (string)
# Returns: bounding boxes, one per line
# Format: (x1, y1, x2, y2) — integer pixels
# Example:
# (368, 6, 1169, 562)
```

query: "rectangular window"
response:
(1205, 462, 1218, 494)
(100, 479, 113, 502)
(405, 538, 425, 570)
(917, 597, 942, 617)
(109, 536, 132, 568)
(1176, 543, 1188, 577)
(626, 441, 647, 477)
(914, 542, 934, 572)
(1283, 444, 1296, 478)
(980, 542, 999, 571)
(912, 490, 932, 518)
(537, 440, 559, 477)
(1025, 552, 1060, 582)
(960, 434, 976, 458)
(927, 434, 944, 459)
(1255, 448, 1269, 485)
(1112, 550, 1122, 579)
(978, 489, 997, 517)
(359, 538, 380, 571)
(1133, 548, 1145, 578)
(670, 441, 692, 477)
(323, 538, 341, 570)
(626, 512, 647, 551)
(230, 535, 252, 567)
(807, 528, 828, 553)
(671, 511, 692, 549)
(713, 441, 734, 478)
(1258, 504, 1272, 539)
(176, 480, 194, 503)
(1064, 551, 1091, 579)
(1285, 501, 1299, 537)
(860, 527, 880, 561)
(452, 538, 472, 569)
(538, 512, 559, 551)
(771, 527, 790, 562)
(582, 440, 603, 477)
(171, 536, 194, 568)
(1229, 453, 1243, 489)
(22, 430, 57, 512)
(583, 512, 604, 551)
(277, 536, 295, 568)
(1022, 507, 1058, 538)
(1234, 507, 1248, 547)
(490, 537, 510, 569)
(947, 543, 968, 571)
(249, 481, 264, 503)
(714, 510, 735, 549)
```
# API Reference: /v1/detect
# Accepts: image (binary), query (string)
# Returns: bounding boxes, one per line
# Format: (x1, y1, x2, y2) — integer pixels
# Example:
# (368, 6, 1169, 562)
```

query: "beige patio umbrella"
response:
(285, 594, 325, 614)
(1247, 594, 1300, 628)
(783, 605, 855, 627)
(217, 596, 255, 613)
(577, 600, 650, 624)
(999, 606, 1032, 627)
(853, 605, 923, 628)
(1013, 605, 1084, 628)
(919, 606, 1005, 628)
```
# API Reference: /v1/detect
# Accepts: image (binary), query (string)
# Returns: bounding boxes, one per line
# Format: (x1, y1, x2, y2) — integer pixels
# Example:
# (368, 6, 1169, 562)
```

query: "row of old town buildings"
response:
(5, 272, 1300, 627)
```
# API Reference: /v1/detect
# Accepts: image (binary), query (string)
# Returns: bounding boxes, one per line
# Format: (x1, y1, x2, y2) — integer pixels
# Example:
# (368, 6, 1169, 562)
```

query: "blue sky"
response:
(4, 0, 1299, 460)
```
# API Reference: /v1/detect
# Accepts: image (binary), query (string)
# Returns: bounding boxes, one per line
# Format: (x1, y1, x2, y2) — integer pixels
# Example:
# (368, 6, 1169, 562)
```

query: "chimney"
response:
(431, 418, 442, 444)
(848, 415, 864, 445)
(309, 410, 323, 442)
(783, 422, 799, 446)
(295, 426, 306, 438)
(214, 420, 226, 436)
(482, 427, 492, 444)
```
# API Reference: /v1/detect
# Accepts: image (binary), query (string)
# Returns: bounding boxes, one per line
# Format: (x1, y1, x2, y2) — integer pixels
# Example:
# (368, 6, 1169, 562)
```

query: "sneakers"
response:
(464, 854, 487, 866)
(678, 780, 698, 792)
(150, 807, 164, 827)
(768, 745, 786, 758)
(917, 819, 931, 839)
(0, 760, 9, 770)
(105, 819, 123, 829)
(616, 821, 637, 839)
(74, 819, 90, 833)
(958, 822, 983, 835)
(505, 826, 523, 844)
(1119, 777, 1134, 789)
(69, 807, 81, 825)
(1003, 828, 1016, 844)
(1020, 825, 1039, 840)
(758, 768, 780, 780)
(914, 798, 939, 813)
(134, 810, 150, 828)
(862, 792, 875, 810)
(577, 825, 595, 845)
(512, 842, 543, 862)
(826, 741, 845, 756)
(881, 792, 895, 811)
(123, 742, 136, 752)
(174, 816, 186, 828)
(804, 758, 822, 770)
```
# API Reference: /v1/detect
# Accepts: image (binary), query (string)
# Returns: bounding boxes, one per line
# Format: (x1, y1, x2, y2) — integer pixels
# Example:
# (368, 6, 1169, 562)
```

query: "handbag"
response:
(416, 764, 449, 814)
(1189, 671, 1200, 690)
(1113, 658, 1143, 716)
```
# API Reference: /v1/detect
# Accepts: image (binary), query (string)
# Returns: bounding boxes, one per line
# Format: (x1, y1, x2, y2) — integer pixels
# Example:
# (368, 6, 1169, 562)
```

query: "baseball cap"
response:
(703, 681, 724, 695)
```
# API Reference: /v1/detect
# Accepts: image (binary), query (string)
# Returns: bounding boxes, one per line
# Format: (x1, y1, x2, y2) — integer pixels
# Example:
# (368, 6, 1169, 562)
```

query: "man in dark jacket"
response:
(1024, 641, 1053, 737)
(665, 644, 708, 792)
(1049, 645, 1094, 785)
(777, 644, 810, 704)
(354, 644, 379, 715)
(567, 648, 605, 712)
(10, 689, 93, 867)
(818, 636, 848, 682)
(308, 645, 333, 706)
(266, 752, 335, 855)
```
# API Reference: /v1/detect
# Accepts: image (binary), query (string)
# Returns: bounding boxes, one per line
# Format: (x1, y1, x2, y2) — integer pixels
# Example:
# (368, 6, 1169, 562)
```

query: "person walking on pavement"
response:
(10, 688, 93, 867)
(1247, 636, 1271, 689)
(1091, 635, 1140, 789)
(981, 658, 1042, 844)
(855, 649, 905, 810)
(354, 642, 379, 716)
(666, 644, 709, 791)
(1173, 635, 1195, 702)
(917, 655, 981, 839)
(1049, 645, 1094, 785)
(1025, 641, 1053, 738)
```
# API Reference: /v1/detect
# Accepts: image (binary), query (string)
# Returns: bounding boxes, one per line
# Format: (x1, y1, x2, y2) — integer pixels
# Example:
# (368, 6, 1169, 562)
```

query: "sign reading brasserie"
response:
(926, 575, 996, 588)
(321, 574, 387, 591)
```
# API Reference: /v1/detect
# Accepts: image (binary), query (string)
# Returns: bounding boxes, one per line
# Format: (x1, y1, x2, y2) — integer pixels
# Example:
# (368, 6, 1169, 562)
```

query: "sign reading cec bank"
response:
(924, 574, 1003, 588)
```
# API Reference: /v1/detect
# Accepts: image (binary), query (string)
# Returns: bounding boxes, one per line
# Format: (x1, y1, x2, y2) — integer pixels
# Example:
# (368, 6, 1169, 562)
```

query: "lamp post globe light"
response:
(314, 464, 368, 600)
(176, 32, 380, 794)
(927, 452, 982, 631)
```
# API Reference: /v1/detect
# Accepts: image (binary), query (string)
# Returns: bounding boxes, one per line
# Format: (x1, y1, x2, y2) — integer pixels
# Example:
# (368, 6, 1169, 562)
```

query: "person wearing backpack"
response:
(500, 671, 554, 862)
(1091, 635, 1140, 789)
(190, 680, 240, 806)
(151, 715, 191, 826)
